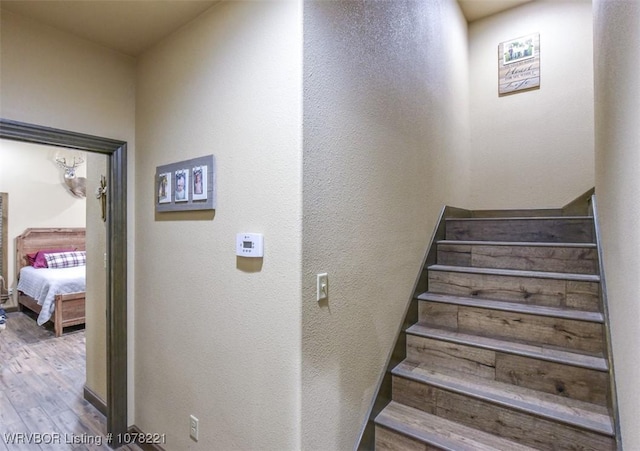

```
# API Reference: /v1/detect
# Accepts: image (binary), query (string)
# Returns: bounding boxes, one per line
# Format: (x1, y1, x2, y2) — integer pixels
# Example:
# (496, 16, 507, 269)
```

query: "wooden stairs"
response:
(369, 197, 619, 450)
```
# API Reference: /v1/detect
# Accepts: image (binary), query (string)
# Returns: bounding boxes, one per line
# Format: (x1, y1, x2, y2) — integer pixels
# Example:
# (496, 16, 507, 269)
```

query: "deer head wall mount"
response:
(55, 156, 87, 198)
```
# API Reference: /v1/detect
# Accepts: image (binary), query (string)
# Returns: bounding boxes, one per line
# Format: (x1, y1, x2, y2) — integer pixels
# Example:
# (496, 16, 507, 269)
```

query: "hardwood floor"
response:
(0, 312, 140, 450)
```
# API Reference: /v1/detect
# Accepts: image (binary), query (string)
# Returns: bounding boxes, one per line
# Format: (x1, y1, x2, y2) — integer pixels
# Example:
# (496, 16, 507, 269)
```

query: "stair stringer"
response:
(354, 205, 472, 451)
(592, 194, 623, 450)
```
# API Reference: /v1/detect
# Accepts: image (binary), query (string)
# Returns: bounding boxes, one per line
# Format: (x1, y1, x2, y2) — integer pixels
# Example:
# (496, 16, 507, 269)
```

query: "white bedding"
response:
(17, 265, 86, 326)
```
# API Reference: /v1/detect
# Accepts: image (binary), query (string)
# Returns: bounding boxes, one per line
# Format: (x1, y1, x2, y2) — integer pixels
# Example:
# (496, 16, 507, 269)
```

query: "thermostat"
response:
(236, 233, 264, 257)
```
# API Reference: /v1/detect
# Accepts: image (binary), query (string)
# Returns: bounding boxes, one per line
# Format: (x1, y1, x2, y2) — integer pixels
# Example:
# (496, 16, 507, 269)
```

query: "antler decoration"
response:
(95, 176, 107, 222)
(55, 156, 87, 198)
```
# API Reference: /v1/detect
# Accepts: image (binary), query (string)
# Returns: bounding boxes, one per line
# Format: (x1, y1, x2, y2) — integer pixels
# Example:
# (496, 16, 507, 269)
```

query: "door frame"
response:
(0, 118, 128, 444)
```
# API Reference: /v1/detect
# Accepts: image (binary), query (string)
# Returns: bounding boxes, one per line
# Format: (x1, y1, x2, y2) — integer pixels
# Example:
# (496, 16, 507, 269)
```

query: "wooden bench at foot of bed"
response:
(19, 291, 85, 337)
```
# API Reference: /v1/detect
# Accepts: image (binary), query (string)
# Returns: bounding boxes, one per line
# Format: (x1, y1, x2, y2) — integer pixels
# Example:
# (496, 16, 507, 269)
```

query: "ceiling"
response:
(0, 0, 219, 57)
(1, 0, 533, 58)
(458, 0, 534, 23)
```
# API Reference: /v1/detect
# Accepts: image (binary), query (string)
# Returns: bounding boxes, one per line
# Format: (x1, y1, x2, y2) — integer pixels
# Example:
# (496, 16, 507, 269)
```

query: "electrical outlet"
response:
(190, 415, 199, 442)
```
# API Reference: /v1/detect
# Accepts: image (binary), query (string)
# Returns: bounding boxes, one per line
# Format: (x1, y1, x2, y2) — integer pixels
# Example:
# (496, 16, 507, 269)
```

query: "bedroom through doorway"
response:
(0, 139, 111, 443)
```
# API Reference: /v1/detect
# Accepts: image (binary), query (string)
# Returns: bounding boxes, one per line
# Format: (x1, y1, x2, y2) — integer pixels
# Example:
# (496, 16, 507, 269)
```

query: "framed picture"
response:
(174, 169, 189, 202)
(157, 172, 171, 204)
(498, 33, 540, 96)
(155, 155, 216, 212)
(192, 165, 208, 201)
(502, 35, 536, 65)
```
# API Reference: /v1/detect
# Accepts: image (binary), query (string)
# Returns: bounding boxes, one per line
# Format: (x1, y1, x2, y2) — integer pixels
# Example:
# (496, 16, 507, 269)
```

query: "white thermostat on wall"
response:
(236, 233, 264, 257)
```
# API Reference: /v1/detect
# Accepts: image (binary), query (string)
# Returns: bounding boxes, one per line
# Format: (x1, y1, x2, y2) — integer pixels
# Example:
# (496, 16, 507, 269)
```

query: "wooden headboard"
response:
(16, 228, 86, 272)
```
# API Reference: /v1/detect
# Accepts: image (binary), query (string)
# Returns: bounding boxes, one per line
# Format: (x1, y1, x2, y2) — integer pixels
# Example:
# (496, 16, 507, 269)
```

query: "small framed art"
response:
(498, 33, 540, 96)
(155, 155, 216, 212)
(157, 172, 172, 204)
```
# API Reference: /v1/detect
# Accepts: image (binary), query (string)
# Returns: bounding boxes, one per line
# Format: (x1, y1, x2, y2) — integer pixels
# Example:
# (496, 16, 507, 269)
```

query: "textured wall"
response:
(468, 0, 594, 208)
(302, 1, 470, 448)
(593, 1, 640, 449)
(135, 1, 302, 448)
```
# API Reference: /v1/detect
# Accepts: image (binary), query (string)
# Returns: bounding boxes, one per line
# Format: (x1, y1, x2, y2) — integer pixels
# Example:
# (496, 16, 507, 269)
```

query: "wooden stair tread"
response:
(375, 401, 538, 451)
(393, 361, 614, 436)
(406, 323, 608, 371)
(428, 264, 600, 282)
(469, 208, 564, 218)
(437, 239, 597, 248)
(417, 292, 604, 323)
(445, 216, 593, 222)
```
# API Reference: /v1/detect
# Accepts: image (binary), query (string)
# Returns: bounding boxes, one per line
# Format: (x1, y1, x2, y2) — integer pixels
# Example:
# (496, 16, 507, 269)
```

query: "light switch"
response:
(317, 273, 328, 301)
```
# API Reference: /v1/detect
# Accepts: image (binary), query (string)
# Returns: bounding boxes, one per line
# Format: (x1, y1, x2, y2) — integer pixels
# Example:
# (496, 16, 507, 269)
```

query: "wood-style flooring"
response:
(0, 311, 141, 450)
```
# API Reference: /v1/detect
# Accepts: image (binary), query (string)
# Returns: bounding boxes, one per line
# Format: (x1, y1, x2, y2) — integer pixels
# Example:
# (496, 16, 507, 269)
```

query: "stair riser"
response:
(445, 218, 594, 243)
(407, 334, 496, 381)
(393, 377, 615, 450)
(406, 335, 609, 406)
(375, 426, 439, 451)
(495, 353, 609, 407)
(437, 244, 598, 274)
(428, 270, 600, 312)
(419, 301, 605, 354)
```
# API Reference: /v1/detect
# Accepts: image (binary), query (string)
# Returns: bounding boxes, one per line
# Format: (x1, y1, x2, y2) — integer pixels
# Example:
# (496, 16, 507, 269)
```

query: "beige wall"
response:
(135, 1, 302, 448)
(593, 1, 640, 449)
(0, 9, 135, 141)
(302, 0, 470, 448)
(0, 8, 136, 420)
(85, 153, 108, 401)
(468, 0, 594, 209)
(0, 141, 87, 307)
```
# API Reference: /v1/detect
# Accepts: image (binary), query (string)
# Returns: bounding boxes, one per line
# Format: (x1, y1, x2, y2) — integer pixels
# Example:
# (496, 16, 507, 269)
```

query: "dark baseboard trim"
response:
(83, 385, 107, 416)
(127, 425, 167, 451)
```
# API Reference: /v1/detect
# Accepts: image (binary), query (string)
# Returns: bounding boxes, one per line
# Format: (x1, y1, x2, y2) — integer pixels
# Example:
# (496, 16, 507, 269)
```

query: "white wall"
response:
(0, 141, 87, 306)
(468, 0, 594, 209)
(302, 0, 470, 448)
(134, 1, 302, 449)
(593, 1, 640, 449)
(0, 7, 136, 420)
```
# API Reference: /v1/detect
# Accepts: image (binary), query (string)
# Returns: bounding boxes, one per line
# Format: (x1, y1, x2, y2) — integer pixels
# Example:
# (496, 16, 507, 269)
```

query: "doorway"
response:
(0, 118, 128, 445)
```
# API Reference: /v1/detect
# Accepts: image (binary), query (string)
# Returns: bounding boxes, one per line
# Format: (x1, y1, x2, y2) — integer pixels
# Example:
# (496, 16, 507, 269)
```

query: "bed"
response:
(16, 228, 86, 337)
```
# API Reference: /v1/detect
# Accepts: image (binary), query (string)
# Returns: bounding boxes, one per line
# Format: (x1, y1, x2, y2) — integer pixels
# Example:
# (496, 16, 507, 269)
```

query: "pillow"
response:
(28, 248, 75, 268)
(44, 251, 86, 269)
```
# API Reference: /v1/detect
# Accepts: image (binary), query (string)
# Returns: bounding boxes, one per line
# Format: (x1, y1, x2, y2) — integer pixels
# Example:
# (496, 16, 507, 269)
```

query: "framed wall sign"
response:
(498, 33, 540, 96)
(155, 155, 216, 212)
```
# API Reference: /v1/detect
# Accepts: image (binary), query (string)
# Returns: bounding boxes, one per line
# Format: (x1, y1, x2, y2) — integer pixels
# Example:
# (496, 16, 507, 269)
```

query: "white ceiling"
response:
(458, 0, 534, 23)
(0, 0, 219, 57)
(0, 0, 533, 58)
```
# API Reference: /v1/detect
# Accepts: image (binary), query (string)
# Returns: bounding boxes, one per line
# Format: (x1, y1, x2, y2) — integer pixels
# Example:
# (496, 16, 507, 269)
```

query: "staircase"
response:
(372, 204, 618, 450)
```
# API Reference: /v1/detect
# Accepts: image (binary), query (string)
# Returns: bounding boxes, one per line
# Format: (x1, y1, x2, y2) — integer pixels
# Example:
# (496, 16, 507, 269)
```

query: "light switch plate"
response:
(190, 415, 199, 441)
(317, 273, 328, 301)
